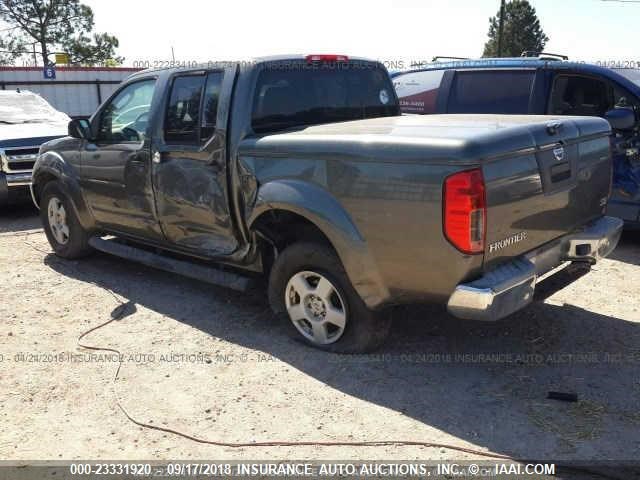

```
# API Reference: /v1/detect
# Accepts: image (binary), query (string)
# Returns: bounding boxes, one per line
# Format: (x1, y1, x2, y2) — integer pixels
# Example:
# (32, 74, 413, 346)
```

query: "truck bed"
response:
(246, 113, 612, 272)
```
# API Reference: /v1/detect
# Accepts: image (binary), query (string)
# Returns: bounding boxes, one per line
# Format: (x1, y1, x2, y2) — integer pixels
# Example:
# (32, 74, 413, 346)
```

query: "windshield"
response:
(252, 62, 399, 134)
(613, 68, 640, 87)
(0, 91, 69, 124)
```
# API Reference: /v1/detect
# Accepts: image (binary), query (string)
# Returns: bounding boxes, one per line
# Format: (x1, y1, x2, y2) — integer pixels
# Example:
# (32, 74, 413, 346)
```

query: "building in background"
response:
(0, 67, 140, 118)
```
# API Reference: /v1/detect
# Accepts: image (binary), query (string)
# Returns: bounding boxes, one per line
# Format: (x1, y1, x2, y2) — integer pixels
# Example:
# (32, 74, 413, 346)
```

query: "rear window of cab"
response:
(251, 63, 399, 134)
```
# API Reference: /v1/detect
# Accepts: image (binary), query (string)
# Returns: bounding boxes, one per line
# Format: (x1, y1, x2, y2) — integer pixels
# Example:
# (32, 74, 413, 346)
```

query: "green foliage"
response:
(63, 32, 123, 66)
(0, 0, 123, 66)
(0, 31, 28, 64)
(482, 0, 549, 58)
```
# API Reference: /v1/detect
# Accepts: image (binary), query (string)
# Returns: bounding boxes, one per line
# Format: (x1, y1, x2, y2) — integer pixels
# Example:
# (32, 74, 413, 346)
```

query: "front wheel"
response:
(268, 242, 392, 353)
(40, 182, 93, 259)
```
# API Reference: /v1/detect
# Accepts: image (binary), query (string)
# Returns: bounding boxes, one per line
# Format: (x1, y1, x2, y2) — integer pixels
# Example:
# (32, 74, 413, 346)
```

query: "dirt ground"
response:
(1, 204, 639, 463)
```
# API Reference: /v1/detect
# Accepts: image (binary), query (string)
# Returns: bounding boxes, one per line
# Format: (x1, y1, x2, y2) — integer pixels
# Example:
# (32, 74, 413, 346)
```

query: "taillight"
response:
(443, 168, 486, 254)
(305, 54, 349, 63)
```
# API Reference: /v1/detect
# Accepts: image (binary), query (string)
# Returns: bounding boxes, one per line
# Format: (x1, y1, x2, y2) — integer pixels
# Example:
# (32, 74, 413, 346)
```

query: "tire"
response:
(268, 242, 392, 353)
(40, 181, 93, 259)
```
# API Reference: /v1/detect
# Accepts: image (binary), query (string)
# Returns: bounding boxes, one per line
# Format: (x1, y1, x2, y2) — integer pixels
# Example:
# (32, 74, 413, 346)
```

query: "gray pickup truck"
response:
(31, 55, 623, 352)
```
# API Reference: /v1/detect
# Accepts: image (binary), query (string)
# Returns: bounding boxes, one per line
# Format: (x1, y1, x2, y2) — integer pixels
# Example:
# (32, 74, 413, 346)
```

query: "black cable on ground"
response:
(11, 236, 627, 479)
(77, 292, 514, 458)
(76, 290, 631, 480)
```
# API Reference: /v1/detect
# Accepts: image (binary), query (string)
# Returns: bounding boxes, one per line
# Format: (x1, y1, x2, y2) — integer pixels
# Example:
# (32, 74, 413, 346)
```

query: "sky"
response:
(47, 0, 640, 67)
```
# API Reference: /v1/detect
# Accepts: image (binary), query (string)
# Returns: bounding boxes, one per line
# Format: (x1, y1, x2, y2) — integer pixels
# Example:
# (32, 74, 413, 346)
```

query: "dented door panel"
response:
(152, 136, 238, 254)
(151, 67, 240, 256)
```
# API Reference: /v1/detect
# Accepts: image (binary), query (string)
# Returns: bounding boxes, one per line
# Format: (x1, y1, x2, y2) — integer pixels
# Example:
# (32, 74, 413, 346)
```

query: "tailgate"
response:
(482, 117, 612, 270)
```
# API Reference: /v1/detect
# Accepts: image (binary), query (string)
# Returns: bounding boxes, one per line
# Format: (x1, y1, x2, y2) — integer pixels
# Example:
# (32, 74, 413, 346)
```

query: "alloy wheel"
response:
(284, 270, 347, 345)
(47, 196, 70, 245)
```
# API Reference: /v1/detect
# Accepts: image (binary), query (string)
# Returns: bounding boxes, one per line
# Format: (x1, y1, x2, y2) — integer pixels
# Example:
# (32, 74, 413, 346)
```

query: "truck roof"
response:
(127, 54, 383, 79)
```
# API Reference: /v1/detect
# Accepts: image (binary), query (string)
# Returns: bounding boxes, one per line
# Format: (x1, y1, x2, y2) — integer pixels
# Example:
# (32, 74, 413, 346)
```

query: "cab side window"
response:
(447, 71, 534, 114)
(98, 79, 156, 142)
(165, 75, 205, 144)
(549, 75, 613, 117)
(164, 72, 224, 145)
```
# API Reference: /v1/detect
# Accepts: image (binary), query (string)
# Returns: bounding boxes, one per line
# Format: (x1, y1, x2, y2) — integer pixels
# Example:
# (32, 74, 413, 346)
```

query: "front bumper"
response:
(447, 216, 624, 321)
(0, 171, 33, 205)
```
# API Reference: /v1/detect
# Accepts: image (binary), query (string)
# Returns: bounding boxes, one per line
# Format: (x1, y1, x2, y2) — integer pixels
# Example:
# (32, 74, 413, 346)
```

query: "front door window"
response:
(98, 79, 156, 142)
(548, 75, 612, 117)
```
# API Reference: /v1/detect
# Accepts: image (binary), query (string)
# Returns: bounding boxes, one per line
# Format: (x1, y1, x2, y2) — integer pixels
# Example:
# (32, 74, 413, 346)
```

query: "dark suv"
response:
(392, 57, 640, 227)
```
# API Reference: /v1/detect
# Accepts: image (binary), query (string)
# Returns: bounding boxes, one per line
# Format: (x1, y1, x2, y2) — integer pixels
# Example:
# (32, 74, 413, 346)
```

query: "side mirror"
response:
(68, 118, 92, 139)
(604, 108, 636, 131)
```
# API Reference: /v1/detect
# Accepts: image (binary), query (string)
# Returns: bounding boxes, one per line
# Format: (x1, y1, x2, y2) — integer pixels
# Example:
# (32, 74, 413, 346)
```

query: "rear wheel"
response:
(268, 242, 392, 353)
(40, 182, 92, 259)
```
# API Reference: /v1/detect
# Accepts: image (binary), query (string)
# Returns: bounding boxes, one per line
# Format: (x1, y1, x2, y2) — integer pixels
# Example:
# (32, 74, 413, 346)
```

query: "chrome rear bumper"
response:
(447, 216, 623, 321)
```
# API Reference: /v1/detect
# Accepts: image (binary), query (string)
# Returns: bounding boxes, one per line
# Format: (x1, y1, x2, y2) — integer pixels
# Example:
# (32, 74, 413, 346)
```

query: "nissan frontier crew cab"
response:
(31, 55, 623, 352)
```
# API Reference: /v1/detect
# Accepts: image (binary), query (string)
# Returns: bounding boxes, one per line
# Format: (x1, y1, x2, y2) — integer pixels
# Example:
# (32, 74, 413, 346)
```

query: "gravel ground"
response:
(0, 205, 639, 464)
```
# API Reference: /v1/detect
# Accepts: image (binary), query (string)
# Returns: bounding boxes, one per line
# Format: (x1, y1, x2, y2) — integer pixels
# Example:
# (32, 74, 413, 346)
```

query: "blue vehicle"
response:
(392, 55, 640, 228)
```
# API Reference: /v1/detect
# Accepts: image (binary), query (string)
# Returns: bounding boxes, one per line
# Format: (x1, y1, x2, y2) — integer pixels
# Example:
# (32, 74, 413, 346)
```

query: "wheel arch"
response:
(247, 179, 390, 309)
(32, 151, 94, 231)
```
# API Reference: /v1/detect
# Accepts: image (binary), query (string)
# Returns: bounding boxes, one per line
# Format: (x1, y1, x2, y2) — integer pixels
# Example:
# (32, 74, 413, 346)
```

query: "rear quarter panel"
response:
(331, 160, 483, 303)
(242, 153, 483, 305)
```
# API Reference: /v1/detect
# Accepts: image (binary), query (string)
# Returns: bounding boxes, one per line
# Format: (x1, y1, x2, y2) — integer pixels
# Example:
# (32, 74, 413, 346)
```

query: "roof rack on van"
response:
(431, 56, 470, 62)
(521, 51, 568, 61)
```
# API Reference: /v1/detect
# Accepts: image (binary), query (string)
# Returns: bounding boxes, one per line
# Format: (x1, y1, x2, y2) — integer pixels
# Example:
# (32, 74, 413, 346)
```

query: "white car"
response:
(0, 90, 69, 206)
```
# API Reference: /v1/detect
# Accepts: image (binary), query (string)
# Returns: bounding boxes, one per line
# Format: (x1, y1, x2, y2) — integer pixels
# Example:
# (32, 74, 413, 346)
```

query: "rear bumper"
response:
(0, 171, 33, 206)
(447, 216, 623, 321)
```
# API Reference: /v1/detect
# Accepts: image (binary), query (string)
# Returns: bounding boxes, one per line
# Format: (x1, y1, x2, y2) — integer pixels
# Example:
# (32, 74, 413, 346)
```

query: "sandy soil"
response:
(1, 204, 639, 464)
